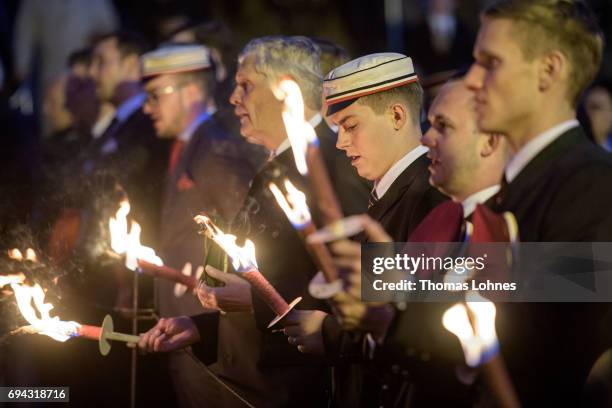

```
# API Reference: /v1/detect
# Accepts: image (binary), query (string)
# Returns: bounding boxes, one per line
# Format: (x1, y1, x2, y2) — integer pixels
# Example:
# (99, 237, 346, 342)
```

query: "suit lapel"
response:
(367, 153, 429, 221)
(502, 127, 585, 211)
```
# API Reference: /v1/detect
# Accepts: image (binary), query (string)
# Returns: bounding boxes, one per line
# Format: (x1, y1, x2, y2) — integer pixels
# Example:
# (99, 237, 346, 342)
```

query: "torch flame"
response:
(108, 200, 163, 270)
(0, 273, 26, 287)
(269, 179, 312, 228)
(10, 282, 80, 342)
(442, 291, 499, 367)
(273, 78, 318, 175)
(194, 215, 258, 272)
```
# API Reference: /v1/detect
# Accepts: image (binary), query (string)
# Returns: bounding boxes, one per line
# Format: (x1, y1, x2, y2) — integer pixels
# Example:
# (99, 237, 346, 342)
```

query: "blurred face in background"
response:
(143, 73, 190, 139)
(43, 75, 72, 134)
(65, 61, 100, 130)
(585, 86, 612, 145)
(89, 38, 138, 103)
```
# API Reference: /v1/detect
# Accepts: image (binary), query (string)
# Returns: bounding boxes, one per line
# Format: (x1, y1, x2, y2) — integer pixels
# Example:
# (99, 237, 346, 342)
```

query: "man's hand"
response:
(138, 316, 200, 353)
(196, 265, 253, 313)
(332, 292, 395, 343)
(282, 310, 328, 356)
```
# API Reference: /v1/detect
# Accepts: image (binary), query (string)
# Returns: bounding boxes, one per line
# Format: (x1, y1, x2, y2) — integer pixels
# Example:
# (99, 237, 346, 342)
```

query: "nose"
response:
(464, 63, 484, 92)
(421, 127, 437, 148)
(336, 127, 351, 150)
(229, 86, 241, 107)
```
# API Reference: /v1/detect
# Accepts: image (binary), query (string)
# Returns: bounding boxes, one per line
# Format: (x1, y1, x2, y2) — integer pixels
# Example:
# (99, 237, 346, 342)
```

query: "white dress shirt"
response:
(462, 185, 501, 218)
(374, 145, 429, 199)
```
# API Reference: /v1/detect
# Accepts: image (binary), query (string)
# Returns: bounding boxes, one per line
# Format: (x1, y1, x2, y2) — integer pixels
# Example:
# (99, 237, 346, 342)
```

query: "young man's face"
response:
(89, 38, 131, 103)
(331, 101, 398, 181)
(229, 56, 284, 149)
(143, 74, 188, 138)
(421, 82, 481, 199)
(465, 18, 540, 139)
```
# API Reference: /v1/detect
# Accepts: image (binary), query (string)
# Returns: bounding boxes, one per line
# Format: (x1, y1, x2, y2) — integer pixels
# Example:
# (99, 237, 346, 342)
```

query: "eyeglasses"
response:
(145, 82, 187, 106)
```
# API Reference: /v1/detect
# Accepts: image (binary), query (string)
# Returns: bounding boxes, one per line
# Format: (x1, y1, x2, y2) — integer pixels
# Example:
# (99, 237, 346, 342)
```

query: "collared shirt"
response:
(115, 92, 146, 123)
(505, 119, 579, 183)
(178, 111, 212, 143)
(462, 184, 501, 218)
(270, 113, 322, 159)
(374, 145, 429, 199)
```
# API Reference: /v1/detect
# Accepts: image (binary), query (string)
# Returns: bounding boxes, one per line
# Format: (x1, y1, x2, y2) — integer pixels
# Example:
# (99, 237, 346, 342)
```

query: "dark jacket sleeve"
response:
(189, 312, 220, 365)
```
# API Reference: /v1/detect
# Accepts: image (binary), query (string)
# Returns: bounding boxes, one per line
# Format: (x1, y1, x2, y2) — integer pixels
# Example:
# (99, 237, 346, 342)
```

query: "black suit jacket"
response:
(366, 153, 448, 242)
(157, 113, 265, 319)
(490, 126, 612, 406)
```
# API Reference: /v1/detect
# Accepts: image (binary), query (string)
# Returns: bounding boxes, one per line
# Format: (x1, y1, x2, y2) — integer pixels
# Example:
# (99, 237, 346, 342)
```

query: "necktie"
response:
(168, 139, 185, 175)
(368, 188, 379, 209)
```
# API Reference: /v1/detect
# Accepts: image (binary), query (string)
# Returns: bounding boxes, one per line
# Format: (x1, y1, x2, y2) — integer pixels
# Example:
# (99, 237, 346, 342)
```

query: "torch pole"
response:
(130, 269, 138, 408)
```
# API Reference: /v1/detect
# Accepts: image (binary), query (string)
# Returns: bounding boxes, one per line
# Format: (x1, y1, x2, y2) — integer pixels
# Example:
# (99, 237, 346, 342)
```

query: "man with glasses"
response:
(141, 44, 265, 407)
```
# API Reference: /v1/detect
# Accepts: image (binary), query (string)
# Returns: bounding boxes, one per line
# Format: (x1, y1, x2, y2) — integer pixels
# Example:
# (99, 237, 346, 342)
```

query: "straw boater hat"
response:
(323, 52, 419, 116)
(141, 44, 212, 78)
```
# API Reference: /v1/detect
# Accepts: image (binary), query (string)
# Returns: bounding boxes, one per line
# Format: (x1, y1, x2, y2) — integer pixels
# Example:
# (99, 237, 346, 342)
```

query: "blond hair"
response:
(483, 0, 603, 107)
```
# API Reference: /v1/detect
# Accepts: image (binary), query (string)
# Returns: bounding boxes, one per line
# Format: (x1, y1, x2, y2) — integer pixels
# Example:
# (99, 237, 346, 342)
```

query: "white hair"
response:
(238, 36, 322, 111)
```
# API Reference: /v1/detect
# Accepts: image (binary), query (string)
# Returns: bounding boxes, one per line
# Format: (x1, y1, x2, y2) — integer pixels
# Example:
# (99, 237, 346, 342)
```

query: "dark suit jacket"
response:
(157, 112, 265, 319)
(366, 153, 448, 242)
(81, 106, 170, 246)
(488, 127, 612, 406)
(327, 152, 449, 407)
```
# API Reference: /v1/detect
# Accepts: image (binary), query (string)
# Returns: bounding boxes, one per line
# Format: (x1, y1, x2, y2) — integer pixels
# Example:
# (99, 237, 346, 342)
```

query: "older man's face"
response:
(229, 56, 284, 149)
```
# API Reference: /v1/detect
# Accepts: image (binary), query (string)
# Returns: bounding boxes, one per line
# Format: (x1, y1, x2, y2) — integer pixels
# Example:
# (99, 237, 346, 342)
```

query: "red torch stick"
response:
(136, 260, 198, 290)
(194, 214, 302, 327)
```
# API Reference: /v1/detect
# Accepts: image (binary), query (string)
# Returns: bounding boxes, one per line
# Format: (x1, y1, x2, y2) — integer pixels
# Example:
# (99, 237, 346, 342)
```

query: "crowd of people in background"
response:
(2, 0, 612, 407)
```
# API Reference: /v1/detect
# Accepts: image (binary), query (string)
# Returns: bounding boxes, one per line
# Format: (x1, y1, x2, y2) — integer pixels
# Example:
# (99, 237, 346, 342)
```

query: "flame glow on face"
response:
(109, 200, 163, 270)
(273, 78, 318, 176)
(193, 215, 258, 272)
(442, 291, 498, 367)
(269, 179, 312, 228)
(10, 282, 80, 342)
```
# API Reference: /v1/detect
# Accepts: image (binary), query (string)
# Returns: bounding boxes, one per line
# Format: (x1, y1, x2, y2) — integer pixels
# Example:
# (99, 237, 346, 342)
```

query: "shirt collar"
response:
(270, 114, 322, 160)
(115, 93, 145, 123)
(462, 184, 501, 218)
(178, 111, 213, 143)
(374, 145, 429, 199)
(505, 119, 579, 182)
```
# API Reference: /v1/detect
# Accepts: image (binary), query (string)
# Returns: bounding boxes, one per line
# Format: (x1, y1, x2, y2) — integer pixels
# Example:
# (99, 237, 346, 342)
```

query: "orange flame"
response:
(108, 199, 163, 270)
(442, 291, 498, 367)
(272, 78, 318, 175)
(269, 179, 311, 228)
(10, 282, 80, 342)
(193, 215, 258, 272)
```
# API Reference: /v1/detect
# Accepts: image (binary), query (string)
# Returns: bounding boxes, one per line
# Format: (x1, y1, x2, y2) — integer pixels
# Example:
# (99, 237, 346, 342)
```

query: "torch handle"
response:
(105, 331, 141, 344)
(137, 260, 197, 290)
(481, 354, 520, 408)
(242, 269, 289, 316)
(306, 145, 343, 225)
(302, 222, 338, 283)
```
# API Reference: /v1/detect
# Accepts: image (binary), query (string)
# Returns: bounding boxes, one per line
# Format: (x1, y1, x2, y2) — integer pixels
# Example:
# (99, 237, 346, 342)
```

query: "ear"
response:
(480, 133, 501, 157)
(389, 103, 408, 130)
(538, 50, 567, 92)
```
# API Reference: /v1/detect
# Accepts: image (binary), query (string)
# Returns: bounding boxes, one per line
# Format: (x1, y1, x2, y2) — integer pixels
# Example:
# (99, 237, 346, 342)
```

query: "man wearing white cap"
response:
(139, 44, 265, 408)
(324, 52, 447, 242)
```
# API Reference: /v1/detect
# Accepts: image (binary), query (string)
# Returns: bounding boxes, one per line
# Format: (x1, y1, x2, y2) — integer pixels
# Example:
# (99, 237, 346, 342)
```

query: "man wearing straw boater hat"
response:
(139, 43, 264, 407)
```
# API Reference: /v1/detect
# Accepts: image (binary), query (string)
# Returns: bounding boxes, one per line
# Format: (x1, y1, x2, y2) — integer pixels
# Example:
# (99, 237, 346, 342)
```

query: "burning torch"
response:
(442, 291, 519, 407)
(268, 178, 342, 298)
(194, 214, 301, 328)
